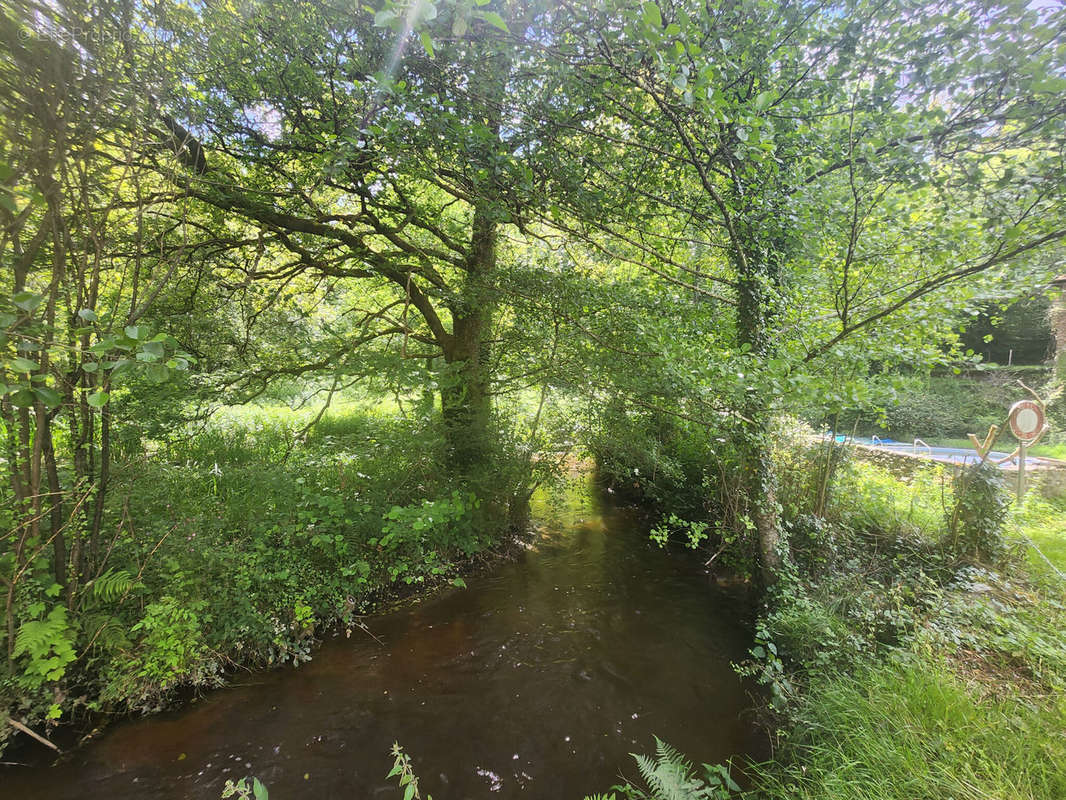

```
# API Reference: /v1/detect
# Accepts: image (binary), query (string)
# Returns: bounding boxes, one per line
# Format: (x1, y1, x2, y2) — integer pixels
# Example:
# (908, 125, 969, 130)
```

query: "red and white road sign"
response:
(1008, 399, 1045, 442)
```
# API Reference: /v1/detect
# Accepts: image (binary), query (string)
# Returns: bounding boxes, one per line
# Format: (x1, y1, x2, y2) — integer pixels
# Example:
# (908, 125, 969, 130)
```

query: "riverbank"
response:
(740, 457, 1066, 800)
(583, 425, 1066, 800)
(1, 403, 535, 761)
(3, 473, 764, 799)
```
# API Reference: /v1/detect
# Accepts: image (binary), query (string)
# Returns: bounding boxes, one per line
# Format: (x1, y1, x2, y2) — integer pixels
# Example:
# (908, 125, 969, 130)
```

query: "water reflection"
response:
(4, 477, 765, 799)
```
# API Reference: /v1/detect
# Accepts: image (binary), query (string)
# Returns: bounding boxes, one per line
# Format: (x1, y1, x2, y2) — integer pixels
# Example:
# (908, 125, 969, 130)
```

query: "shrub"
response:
(945, 462, 1011, 563)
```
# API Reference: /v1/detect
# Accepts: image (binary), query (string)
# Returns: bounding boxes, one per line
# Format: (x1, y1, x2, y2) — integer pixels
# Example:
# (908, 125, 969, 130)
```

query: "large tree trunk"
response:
(440, 310, 493, 469)
(741, 412, 783, 587)
(441, 202, 496, 471)
(735, 242, 785, 588)
(438, 32, 512, 475)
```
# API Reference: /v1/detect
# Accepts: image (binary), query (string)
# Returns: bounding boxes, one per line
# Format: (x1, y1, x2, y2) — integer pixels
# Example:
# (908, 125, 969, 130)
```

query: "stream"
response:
(3, 478, 766, 799)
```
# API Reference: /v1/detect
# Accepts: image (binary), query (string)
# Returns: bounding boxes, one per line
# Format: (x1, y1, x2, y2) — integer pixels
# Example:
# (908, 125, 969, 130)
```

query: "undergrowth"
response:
(591, 423, 1066, 800)
(745, 443, 1066, 800)
(1, 402, 527, 754)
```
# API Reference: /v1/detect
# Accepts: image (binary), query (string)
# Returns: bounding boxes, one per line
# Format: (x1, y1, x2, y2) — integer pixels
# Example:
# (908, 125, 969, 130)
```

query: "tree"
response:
(1, 0, 194, 649)
(144, 0, 577, 474)
(544, 0, 1066, 584)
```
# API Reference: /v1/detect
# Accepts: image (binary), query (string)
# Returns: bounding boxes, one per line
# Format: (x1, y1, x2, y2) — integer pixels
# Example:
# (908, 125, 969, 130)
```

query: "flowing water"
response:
(3, 478, 765, 799)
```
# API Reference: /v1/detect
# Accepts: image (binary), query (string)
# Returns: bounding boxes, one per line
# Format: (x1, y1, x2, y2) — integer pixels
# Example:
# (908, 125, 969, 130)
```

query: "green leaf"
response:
(87, 391, 109, 408)
(33, 386, 62, 408)
(141, 340, 165, 359)
(9, 356, 37, 372)
(404, 782, 416, 800)
(641, 2, 662, 29)
(10, 388, 34, 407)
(480, 11, 508, 32)
(12, 291, 44, 312)
(109, 359, 133, 377)
(417, 1, 437, 22)
(146, 363, 170, 383)
(419, 30, 434, 57)
(124, 325, 140, 340)
(77, 308, 97, 321)
(252, 777, 269, 800)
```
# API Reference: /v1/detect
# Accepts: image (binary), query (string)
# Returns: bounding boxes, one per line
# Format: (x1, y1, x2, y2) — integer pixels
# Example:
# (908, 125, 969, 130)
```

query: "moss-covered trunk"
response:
(734, 229, 785, 588)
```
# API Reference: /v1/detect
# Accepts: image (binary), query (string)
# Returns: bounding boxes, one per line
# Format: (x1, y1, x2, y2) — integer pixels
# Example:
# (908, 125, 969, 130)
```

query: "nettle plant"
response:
(374, 492, 482, 584)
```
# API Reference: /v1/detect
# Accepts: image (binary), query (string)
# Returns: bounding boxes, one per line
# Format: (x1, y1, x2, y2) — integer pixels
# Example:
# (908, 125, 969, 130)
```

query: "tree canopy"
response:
(2, 0, 1064, 680)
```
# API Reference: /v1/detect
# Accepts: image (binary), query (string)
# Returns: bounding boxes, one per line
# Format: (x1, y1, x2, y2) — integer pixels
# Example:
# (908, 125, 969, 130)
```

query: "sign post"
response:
(1007, 399, 1046, 498)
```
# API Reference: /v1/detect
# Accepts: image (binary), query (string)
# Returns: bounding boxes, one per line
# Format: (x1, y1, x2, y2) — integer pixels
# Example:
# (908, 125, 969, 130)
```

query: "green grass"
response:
(1032, 442, 1066, 461)
(826, 459, 950, 536)
(753, 654, 1066, 800)
(1015, 494, 1066, 580)
(746, 458, 1066, 800)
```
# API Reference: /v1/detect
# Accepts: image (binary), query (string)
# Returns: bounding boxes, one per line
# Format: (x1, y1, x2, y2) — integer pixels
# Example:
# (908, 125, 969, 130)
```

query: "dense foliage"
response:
(2, 1, 1065, 795)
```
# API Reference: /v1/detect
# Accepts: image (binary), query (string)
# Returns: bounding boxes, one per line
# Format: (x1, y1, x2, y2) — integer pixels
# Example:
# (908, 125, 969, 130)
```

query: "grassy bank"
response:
(747, 455, 1066, 800)
(1, 402, 525, 755)
(584, 426, 1066, 800)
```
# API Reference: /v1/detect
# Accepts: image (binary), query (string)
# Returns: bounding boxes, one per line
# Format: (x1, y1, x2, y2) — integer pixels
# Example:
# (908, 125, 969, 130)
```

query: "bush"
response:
(0, 402, 531, 746)
(944, 462, 1011, 563)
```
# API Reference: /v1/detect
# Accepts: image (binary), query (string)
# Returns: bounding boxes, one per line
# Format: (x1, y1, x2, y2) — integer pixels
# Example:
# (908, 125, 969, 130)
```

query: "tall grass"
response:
(749, 440, 1066, 800)
(1015, 493, 1066, 580)
(753, 653, 1066, 800)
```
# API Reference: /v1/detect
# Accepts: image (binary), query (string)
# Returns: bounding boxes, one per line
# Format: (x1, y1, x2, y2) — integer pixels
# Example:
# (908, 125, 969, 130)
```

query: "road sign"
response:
(1008, 399, 1045, 442)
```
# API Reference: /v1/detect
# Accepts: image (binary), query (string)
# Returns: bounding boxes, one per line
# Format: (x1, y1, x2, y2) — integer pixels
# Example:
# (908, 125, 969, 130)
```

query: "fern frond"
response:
(81, 612, 131, 653)
(654, 737, 684, 765)
(84, 568, 140, 606)
(14, 606, 70, 659)
(629, 739, 711, 800)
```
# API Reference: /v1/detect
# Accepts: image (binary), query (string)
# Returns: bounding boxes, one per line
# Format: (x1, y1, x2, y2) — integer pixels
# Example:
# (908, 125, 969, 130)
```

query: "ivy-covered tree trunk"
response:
(439, 39, 510, 474)
(734, 229, 786, 588)
(440, 318, 492, 469)
(441, 267, 494, 471)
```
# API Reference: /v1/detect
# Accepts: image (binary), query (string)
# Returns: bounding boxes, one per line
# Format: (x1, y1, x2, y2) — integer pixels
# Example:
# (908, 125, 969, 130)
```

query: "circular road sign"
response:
(1008, 399, 1045, 442)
